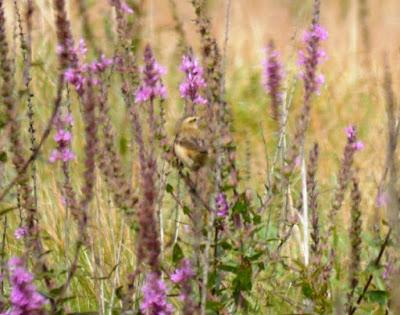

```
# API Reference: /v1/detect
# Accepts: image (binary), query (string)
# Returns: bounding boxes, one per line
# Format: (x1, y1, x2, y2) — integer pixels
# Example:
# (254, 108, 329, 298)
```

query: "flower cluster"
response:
(49, 113, 75, 163)
(216, 193, 229, 217)
(298, 24, 328, 95)
(171, 259, 195, 284)
(141, 272, 173, 315)
(0, 257, 46, 315)
(345, 125, 364, 151)
(179, 54, 207, 106)
(171, 259, 196, 311)
(135, 45, 167, 103)
(63, 39, 113, 94)
(263, 41, 284, 121)
(14, 227, 28, 240)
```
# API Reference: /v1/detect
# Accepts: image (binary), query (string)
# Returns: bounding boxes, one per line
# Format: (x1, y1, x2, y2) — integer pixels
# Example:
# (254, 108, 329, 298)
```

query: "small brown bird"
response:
(173, 116, 208, 171)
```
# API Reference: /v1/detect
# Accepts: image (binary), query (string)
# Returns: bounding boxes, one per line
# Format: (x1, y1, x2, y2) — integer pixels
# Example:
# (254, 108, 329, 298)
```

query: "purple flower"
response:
(14, 227, 28, 240)
(121, 1, 134, 14)
(298, 24, 328, 96)
(179, 54, 207, 106)
(171, 259, 195, 284)
(64, 40, 113, 94)
(54, 130, 72, 142)
(345, 125, 356, 139)
(376, 191, 388, 208)
(5, 257, 46, 314)
(135, 45, 167, 103)
(263, 41, 284, 120)
(353, 141, 364, 151)
(303, 24, 328, 42)
(49, 113, 75, 163)
(216, 193, 229, 217)
(141, 272, 173, 315)
(344, 125, 364, 151)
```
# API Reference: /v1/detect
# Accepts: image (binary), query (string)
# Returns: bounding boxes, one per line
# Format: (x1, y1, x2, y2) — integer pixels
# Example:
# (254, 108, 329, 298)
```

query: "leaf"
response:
(220, 264, 237, 273)
(119, 135, 128, 156)
(206, 300, 223, 312)
(166, 183, 174, 194)
(219, 240, 232, 250)
(302, 282, 313, 299)
(232, 201, 248, 214)
(233, 262, 252, 292)
(172, 243, 183, 263)
(366, 290, 388, 305)
(247, 251, 264, 261)
(183, 206, 191, 216)
(0, 151, 7, 162)
(0, 206, 17, 216)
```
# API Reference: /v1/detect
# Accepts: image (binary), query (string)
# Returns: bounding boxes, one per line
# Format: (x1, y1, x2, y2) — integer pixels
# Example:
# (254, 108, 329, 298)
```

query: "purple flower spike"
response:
(344, 125, 364, 151)
(141, 272, 173, 315)
(49, 113, 75, 164)
(64, 39, 113, 94)
(263, 41, 284, 120)
(179, 54, 207, 107)
(171, 259, 195, 284)
(216, 193, 229, 218)
(135, 45, 167, 103)
(5, 257, 47, 314)
(298, 23, 328, 96)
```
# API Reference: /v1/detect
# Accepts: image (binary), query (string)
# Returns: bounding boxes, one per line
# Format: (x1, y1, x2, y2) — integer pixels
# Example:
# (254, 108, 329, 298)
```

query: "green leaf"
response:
(219, 240, 232, 250)
(220, 264, 237, 273)
(366, 290, 388, 305)
(183, 206, 191, 216)
(0, 151, 7, 162)
(302, 282, 313, 299)
(233, 262, 252, 292)
(0, 206, 17, 216)
(206, 300, 223, 312)
(166, 183, 174, 194)
(232, 201, 248, 214)
(172, 243, 183, 263)
(119, 136, 128, 156)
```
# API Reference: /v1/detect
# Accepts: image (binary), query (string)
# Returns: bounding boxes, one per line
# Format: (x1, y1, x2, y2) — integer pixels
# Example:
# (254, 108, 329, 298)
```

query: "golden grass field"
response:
(2, 0, 400, 312)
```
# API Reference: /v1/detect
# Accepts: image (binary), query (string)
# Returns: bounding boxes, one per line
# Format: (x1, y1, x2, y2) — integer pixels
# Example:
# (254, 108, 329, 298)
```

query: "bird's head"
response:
(177, 115, 205, 132)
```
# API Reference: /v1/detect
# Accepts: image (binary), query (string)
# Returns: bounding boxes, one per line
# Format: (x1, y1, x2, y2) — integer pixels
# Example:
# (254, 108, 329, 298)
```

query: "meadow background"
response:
(0, 0, 400, 314)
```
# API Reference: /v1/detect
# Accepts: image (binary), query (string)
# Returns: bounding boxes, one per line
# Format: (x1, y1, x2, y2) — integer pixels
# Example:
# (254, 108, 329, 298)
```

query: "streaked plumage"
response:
(173, 116, 208, 171)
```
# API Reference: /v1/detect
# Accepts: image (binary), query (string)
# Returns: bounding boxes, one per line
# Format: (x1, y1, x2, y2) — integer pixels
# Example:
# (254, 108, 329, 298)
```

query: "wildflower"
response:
(141, 272, 173, 315)
(135, 45, 167, 103)
(49, 113, 75, 163)
(5, 257, 46, 314)
(216, 193, 229, 217)
(171, 259, 195, 284)
(121, 1, 134, 14)
(263, 41, 284, 121)
(64, 40, 113, 94)
(298, 23, 328, 95)
(179, 54, 207, 107)
(14, 227, 28, 240)
(345, 125, 364, 151)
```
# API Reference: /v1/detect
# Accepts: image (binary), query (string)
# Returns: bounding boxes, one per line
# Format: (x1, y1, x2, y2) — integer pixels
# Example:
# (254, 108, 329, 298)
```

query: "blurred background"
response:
(6, 0, 396, 209)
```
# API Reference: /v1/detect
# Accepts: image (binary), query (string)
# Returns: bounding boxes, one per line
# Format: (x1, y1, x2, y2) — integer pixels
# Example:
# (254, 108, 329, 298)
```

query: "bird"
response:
(173, 116, 208, 171)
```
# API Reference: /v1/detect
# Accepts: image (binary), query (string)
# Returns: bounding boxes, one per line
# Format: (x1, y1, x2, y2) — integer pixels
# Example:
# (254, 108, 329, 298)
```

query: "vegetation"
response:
(0, 0, 398, 314)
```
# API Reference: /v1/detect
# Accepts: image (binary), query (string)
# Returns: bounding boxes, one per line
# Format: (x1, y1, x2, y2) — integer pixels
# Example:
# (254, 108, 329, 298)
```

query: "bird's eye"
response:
(187, 117, 198, 123)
